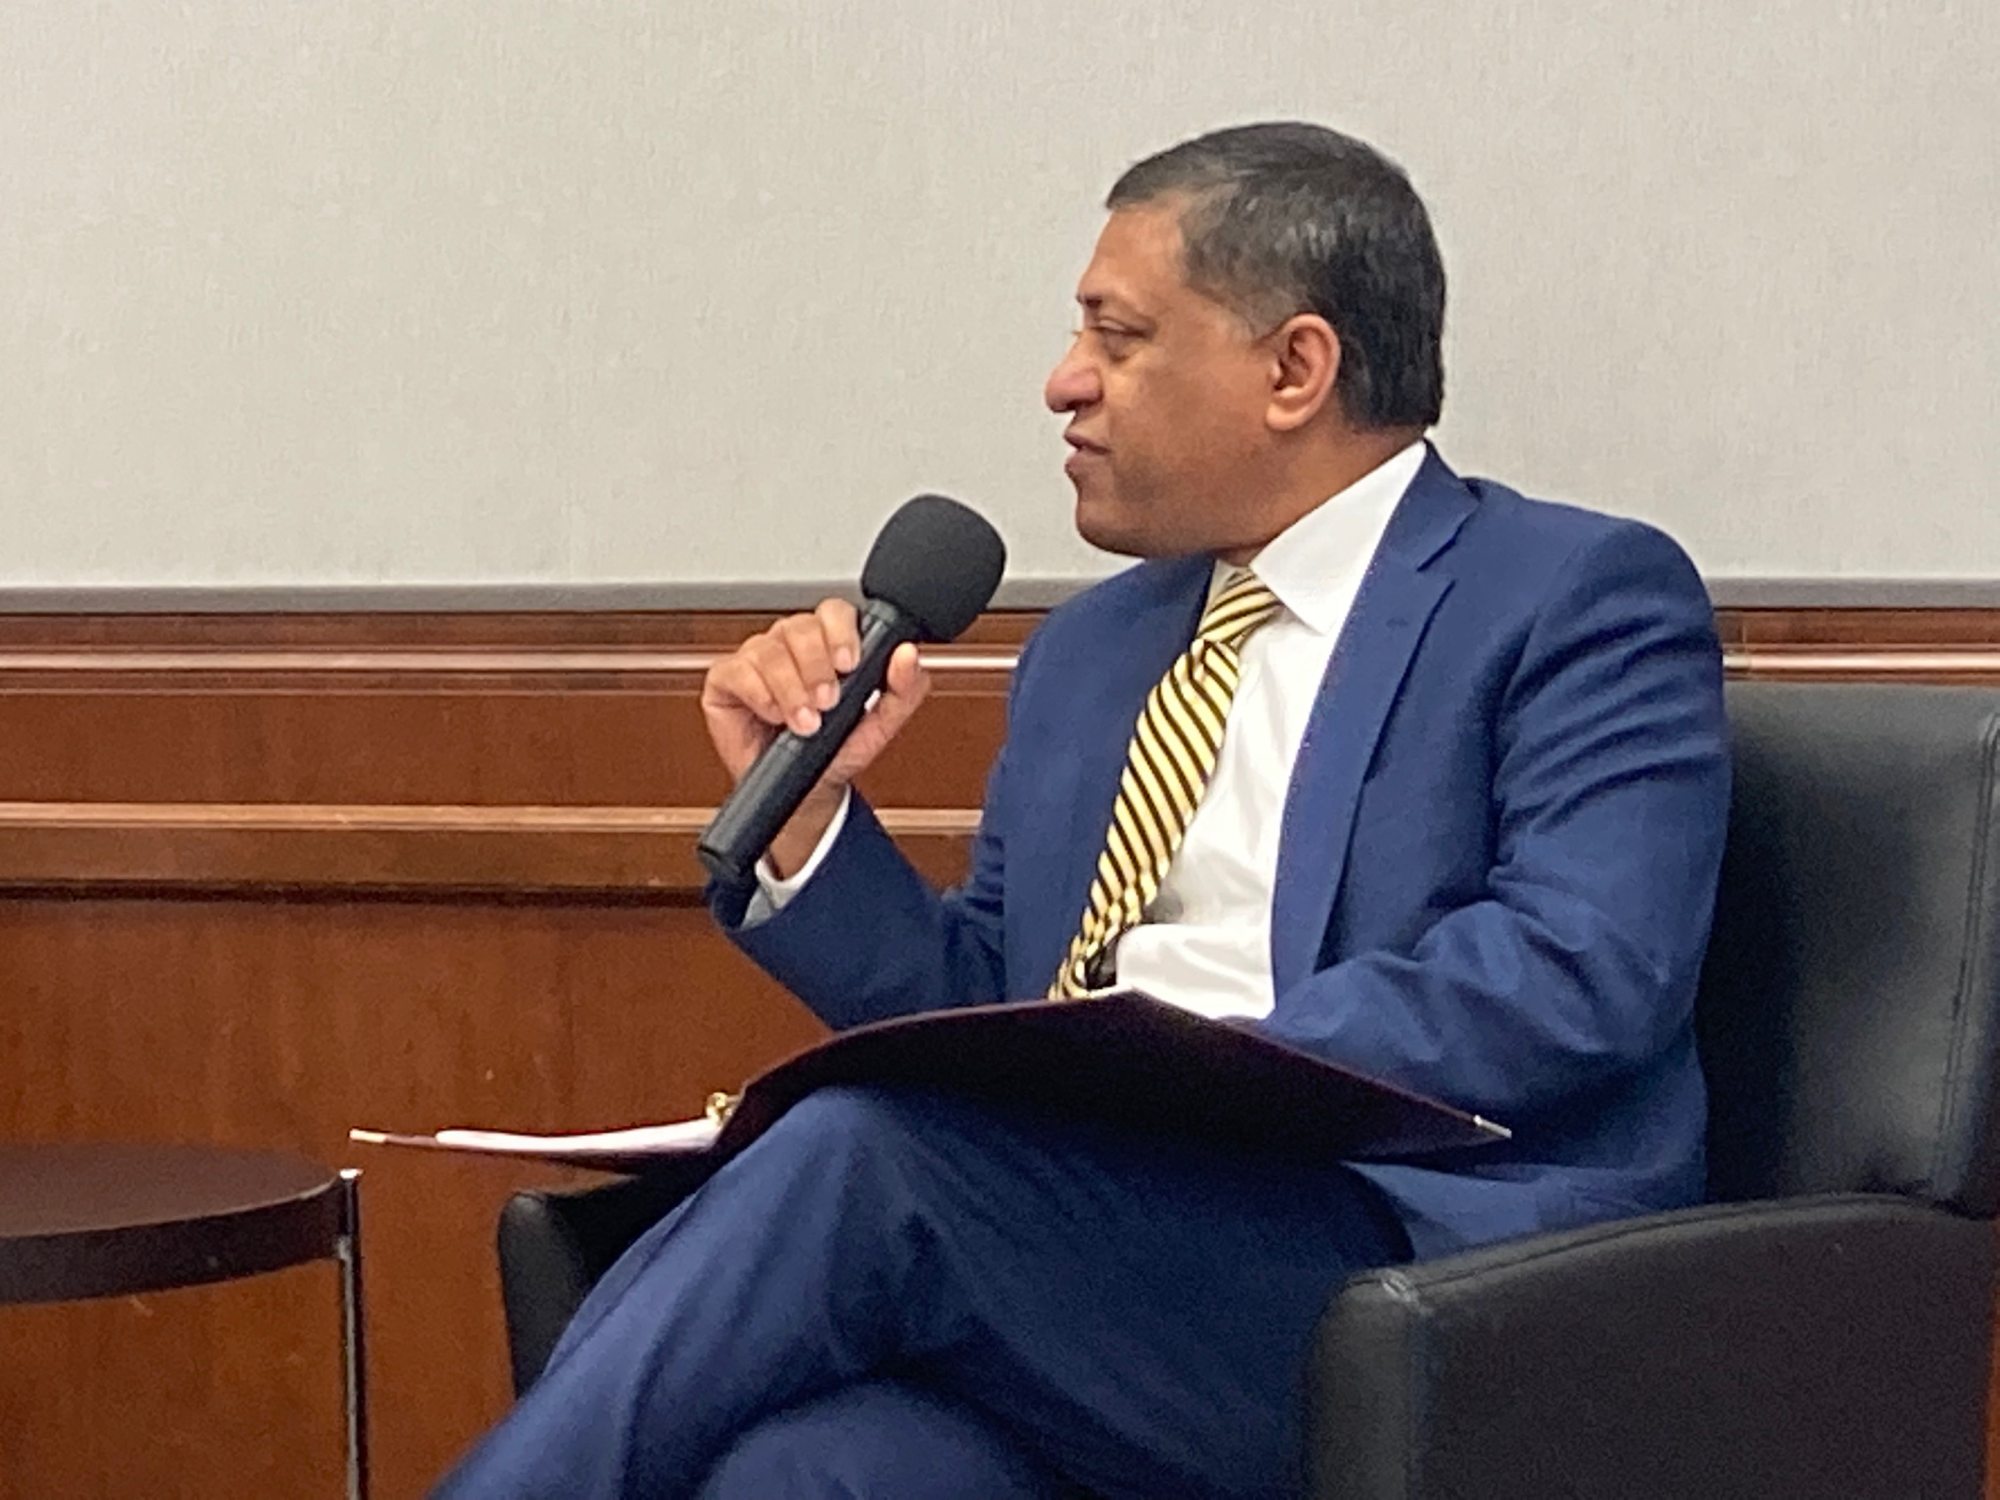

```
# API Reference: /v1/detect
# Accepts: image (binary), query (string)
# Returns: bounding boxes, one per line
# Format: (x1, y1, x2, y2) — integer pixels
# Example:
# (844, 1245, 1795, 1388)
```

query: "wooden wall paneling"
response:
(0, 1266, 345, 1496)
(0, 663, 1013, 813)
(0, 893, 839, 1496)
(1730, 607, 2000, 647)
(2, 604, 1999, 1497)
(2, 896, 573, 1495)
(0, 804, 979, 898)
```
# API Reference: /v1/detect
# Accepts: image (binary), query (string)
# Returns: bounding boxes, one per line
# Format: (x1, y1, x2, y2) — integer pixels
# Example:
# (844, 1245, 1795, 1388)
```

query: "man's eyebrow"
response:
(1078, 292, 1152, 323)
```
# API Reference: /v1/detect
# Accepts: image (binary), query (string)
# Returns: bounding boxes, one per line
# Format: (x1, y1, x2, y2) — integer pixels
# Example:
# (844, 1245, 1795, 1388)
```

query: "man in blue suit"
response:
(437, 123, 1729, 1499)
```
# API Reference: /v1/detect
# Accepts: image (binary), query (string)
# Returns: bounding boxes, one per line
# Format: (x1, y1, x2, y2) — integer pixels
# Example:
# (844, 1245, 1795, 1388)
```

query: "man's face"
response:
(1045, 202, 1280, 558)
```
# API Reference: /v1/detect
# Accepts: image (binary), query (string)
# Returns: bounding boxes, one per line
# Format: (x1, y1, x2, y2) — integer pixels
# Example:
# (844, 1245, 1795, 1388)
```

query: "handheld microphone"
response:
(697, 494, 1007, 883)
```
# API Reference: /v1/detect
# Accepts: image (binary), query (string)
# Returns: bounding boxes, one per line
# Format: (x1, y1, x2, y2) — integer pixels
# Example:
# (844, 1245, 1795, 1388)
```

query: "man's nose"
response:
(1044, 341, 1101, 413)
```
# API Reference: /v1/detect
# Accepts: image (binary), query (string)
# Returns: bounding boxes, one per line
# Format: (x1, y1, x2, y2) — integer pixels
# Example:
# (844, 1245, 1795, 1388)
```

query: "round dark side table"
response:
(0, 1143, 368, 1498)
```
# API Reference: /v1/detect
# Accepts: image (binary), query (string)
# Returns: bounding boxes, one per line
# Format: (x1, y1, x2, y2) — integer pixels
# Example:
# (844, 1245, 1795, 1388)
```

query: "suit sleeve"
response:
(704, 639, 1035, 1030)
(1258, 523, 1731, 1121)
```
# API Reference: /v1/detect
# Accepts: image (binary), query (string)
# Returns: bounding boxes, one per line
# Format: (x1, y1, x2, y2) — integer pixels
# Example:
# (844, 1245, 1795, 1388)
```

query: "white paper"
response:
(432, 1118, 720, 1156)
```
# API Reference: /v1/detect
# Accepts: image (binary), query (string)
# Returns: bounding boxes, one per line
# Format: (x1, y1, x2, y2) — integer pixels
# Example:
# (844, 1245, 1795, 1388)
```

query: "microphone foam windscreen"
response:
(859, 494, 1008, 642)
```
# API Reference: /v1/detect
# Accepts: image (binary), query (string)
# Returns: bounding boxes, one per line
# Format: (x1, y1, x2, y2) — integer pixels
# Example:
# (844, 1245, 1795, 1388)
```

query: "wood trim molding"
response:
(1725, 648, 2000, 677)
(0, 802, 980, 896)
(0, 643, 1022, 688)
(5, 577, 2000, 615)
(8, 637, 2000, 686)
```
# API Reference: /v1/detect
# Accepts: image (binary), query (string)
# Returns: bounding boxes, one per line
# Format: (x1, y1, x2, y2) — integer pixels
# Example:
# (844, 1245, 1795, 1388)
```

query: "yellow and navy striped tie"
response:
(1049, 569, 1285, 999)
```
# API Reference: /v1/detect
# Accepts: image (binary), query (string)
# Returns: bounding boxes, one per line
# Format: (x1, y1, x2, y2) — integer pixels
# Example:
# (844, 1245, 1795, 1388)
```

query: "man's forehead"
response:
(1075, 205, 1188, 315)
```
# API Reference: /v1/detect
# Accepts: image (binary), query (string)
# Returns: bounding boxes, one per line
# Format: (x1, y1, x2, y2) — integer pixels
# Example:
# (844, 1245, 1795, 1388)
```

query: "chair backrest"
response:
(1698, 682, 2000, 1215)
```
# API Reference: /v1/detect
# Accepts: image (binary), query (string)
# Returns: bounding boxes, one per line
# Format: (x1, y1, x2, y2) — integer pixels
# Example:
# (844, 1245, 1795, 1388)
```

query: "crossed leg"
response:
(693, 1379, 1074, 1499)
(433, 1084, 1408, 1500)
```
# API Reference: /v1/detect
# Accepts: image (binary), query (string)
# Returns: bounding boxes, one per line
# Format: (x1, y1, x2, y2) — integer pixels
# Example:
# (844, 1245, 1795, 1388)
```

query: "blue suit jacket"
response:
(716, 449, 1731, 1258)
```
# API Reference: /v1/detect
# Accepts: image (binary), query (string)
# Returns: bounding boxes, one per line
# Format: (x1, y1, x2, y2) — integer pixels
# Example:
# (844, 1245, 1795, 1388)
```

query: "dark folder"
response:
(716, 989, 1506, 1162)
(356, 991, 1506, 1176)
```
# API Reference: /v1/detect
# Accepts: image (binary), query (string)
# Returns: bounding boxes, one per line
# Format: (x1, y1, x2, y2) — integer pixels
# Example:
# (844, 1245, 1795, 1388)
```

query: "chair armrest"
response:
(497, 1164, 713, 1396)
(1305, 1194, 1993, 1500)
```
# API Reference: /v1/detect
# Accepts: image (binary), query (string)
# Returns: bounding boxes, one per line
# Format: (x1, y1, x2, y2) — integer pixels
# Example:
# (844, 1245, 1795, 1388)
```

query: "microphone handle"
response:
(697, 599, 915, 883)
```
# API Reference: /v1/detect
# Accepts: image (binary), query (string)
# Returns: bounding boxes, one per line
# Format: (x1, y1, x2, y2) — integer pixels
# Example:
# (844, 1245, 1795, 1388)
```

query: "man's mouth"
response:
(1064, 443, 1106, 478)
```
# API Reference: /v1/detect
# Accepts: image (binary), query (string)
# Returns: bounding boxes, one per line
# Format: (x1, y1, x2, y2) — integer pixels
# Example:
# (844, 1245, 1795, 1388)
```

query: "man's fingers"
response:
(710, 604, 898, 745)
(701, 600, 882, 787)
(775, 614, 841, 714)
(742, 632, 822, 735)
(823, 643, 929, 780)
(713, 626, 928, 781)
(703, 654, 789, 729)
(874, 643, 931, 723)
(814, 598, 862, 675)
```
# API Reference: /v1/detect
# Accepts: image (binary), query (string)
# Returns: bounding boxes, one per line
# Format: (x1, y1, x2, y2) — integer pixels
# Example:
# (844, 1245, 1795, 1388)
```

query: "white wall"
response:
(5, 0, 1996, 589)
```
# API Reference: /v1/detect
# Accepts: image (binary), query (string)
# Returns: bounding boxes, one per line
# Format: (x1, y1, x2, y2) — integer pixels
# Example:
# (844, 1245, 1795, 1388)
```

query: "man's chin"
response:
(1073, 493, 1153, 559)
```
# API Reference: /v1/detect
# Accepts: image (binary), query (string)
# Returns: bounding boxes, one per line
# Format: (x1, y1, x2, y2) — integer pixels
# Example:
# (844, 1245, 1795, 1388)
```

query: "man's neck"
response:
(1216, 428, 1426, 565)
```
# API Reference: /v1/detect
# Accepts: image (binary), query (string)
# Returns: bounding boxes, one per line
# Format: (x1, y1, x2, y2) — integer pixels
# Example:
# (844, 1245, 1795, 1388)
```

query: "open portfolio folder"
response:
(351, 990, 1511, 1176)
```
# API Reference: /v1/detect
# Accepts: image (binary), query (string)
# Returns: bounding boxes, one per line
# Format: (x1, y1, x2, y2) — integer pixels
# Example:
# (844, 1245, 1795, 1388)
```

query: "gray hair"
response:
(1108, 122, 1446, 429)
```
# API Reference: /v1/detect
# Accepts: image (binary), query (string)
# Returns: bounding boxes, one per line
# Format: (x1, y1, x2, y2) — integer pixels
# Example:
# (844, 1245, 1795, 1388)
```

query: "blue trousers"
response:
(434, 1086, 1409, 1499)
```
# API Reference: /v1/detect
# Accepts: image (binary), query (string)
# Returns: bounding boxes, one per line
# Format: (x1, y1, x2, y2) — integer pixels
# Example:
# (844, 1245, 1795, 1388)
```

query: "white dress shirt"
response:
(754, 440, 1427, 1020)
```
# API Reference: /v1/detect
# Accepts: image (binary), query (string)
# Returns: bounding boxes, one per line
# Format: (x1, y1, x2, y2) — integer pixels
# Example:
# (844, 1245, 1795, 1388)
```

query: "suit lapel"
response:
(1269, 449, 1477, 994)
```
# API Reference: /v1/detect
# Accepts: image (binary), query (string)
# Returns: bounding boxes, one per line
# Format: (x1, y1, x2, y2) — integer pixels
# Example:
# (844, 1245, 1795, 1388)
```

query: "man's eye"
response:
(1066, 324, 1140, 358)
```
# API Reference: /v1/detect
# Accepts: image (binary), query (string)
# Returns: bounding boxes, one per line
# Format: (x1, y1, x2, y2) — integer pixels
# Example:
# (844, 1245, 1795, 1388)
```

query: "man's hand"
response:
(700, 598, 932, 878)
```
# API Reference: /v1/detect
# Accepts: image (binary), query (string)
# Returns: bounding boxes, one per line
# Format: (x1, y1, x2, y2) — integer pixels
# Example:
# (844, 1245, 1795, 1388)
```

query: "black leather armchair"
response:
(496, 682, 2000, 1497)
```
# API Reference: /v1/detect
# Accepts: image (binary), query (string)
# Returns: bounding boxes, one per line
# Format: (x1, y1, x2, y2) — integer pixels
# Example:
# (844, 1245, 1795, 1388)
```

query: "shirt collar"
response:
(1211, 439, 1429, 636)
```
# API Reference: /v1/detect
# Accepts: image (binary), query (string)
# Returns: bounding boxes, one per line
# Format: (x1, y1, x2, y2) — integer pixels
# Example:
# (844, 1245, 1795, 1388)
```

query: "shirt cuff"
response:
(746, 788, 853, 919)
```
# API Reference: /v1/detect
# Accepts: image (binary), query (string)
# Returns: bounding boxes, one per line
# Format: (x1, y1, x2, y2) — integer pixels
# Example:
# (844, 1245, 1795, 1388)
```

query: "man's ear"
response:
(1265, 314, 1341, 433)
